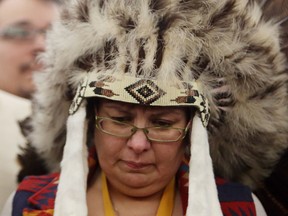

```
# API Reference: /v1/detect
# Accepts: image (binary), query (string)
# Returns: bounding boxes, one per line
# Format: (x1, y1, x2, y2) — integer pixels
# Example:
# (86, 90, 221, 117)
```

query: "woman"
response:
(10, 77, 263, 215)
(4, 0, 288, 215)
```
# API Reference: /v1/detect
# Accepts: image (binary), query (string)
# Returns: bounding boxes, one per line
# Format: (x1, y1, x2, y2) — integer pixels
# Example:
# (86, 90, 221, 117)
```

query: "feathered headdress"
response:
(19, 0, 288, 215)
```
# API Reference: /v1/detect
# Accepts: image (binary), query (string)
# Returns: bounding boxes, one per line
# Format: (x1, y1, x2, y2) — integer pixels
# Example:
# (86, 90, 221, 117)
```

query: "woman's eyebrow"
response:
(101, 101, 186, 116)
(149, 108, 185, 116)
(148, 113, 185, 122)
(101, 103, 134, 114)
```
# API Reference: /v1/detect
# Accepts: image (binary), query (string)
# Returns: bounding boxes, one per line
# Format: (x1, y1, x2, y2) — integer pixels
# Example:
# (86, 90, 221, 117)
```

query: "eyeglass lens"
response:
(98, 118, 184, 142)
(0, 25, 47, 40)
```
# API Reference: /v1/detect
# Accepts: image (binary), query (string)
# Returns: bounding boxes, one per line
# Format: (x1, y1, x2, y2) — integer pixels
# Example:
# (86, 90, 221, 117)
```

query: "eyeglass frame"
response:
(95, 115, 191, 143)
(0, 24, 48, 41)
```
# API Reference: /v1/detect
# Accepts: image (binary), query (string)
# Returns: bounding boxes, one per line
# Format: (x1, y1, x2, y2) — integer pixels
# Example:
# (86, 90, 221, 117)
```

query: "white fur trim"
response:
(186, 115, 223, 216)
(54, 104, 88, 216)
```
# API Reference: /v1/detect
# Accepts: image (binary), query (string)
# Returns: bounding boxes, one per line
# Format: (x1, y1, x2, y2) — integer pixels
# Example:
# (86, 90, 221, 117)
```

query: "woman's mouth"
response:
(124, 161, 150, 169)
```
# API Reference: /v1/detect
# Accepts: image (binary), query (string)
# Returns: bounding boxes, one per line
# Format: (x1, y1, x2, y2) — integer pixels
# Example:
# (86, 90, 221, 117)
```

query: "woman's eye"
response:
(111, 117, 131, 123)
(152, 120, 173, 127)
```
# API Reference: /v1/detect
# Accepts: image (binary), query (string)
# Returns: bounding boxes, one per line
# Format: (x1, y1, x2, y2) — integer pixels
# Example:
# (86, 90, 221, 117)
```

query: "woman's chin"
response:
(118, 172, 154, 188)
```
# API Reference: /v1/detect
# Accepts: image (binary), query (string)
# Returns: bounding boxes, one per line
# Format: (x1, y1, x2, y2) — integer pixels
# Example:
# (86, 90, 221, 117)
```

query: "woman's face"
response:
(94, 99, 189, 197)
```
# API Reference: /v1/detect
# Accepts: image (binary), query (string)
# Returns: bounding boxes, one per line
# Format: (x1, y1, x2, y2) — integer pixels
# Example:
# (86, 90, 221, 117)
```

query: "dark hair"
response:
(86, 99, 97, 148)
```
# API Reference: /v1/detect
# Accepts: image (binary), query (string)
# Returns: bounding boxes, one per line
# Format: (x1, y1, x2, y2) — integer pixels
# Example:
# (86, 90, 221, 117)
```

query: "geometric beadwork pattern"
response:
(124, 79, 166, 105)
(70, 73, 211, 127)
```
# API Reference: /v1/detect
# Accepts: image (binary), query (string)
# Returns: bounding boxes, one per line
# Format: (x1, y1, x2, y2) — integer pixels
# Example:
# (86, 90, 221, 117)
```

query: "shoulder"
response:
(17, 172, 59, 191)
(0, 90, 31, 115)
(216, 178, 253, 201)
(1, 192, 15, 216)
(216, 178, 257, 216)
(12, 173, 59, 216)
(254, 149, 288, 215)
(252, 193, 267, 216)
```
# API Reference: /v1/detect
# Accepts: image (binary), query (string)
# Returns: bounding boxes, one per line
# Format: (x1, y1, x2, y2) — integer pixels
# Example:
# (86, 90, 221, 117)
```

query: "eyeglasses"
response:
(0, 25, 48, 41)
(95, 116, 191, 143)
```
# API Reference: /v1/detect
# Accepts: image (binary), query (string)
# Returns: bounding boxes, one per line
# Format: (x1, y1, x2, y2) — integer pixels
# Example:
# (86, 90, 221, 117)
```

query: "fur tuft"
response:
(17, 144, 48, 182)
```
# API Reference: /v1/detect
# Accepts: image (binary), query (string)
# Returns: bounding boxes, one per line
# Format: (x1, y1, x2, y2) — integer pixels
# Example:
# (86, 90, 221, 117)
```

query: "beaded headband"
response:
(70, 73, 210, 127)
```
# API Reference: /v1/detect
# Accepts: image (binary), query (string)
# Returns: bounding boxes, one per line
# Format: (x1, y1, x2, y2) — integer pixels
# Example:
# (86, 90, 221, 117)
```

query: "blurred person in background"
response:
(0, 0, 59, 210)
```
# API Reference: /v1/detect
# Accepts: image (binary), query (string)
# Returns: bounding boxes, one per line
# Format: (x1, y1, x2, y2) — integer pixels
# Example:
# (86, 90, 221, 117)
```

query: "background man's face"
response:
(0, 0, 58, 98)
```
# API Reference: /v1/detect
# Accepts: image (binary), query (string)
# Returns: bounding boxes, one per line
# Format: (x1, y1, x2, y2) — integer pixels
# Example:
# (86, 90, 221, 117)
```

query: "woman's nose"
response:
(127, 129, 151, 154)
